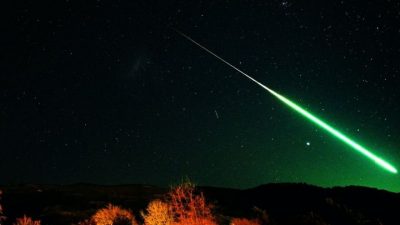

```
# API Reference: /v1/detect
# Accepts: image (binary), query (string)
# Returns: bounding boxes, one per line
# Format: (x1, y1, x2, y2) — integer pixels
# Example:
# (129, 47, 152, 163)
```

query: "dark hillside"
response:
(1, 183, 399, 225)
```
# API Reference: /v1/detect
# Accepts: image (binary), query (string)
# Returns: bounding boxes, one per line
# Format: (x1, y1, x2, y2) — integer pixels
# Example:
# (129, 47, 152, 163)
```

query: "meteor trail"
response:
(174, 29, 398, 174)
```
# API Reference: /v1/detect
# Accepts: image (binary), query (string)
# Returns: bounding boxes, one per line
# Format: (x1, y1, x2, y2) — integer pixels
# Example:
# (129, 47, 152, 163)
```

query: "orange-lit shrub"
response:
(173, 217, 217, 225)
(168, 182, 217, 225)
(230, 218, 262, 225)
(91, 204, 136, 225)
(13, 215, 41, 225)
(141, 199, 173, 225)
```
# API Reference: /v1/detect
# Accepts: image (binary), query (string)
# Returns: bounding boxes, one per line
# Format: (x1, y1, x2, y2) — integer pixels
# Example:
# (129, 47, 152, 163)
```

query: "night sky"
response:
(3, 1, 400, 191)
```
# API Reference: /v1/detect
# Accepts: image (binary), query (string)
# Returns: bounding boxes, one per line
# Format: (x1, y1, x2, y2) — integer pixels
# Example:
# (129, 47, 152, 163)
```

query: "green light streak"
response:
(175, 29, 398, 174)
(267, 89, 397, 174)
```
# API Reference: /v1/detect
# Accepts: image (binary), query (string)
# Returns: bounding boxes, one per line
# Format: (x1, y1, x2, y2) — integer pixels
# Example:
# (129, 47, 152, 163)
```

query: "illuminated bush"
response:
(13, 215, 41, 225)
(141, 181, 217, 225)
(168, 181, 217, 225)
(91, 204, 136, 225)
(230, 218, 262, 225)
(141, 199, 173, 225)
(172, 217, 217, 225)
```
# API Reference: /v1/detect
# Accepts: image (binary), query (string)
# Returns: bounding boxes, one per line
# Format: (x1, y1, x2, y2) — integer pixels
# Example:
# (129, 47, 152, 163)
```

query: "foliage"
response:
(230, 218, 262, 225)
(172, 217, 217, 225)
(141, 199, 173, 225)
(13, 215, 41, 225)
(3, 181, 272, 225)
(91, 204, 136, 225)
(141, 181, 217, 225)
(167, 181, 217, 225)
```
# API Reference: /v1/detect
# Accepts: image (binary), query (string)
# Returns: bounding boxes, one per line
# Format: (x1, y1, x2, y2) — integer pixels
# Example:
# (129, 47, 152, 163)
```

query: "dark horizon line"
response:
(0, 181, 396, 193)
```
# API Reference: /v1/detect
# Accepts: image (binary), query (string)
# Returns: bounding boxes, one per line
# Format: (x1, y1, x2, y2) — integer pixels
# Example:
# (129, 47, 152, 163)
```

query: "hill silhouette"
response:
(1, 183, 398, 225)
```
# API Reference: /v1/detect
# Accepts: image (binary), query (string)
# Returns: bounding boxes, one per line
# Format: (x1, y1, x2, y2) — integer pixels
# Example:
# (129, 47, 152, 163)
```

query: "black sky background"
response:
(2, 0, 400, 190)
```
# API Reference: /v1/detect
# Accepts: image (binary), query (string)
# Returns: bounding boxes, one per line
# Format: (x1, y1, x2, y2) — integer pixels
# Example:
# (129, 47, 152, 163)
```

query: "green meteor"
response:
(268, 90, 398, 174)
(175, 29, 398, 174)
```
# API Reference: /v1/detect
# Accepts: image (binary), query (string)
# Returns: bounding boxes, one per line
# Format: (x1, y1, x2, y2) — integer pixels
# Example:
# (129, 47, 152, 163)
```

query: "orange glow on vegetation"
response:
(141, 181, 217, 225)
(91, 203, 137, 225)
(141, 199, 173, 225)
(13, 215, 41, 225)
(230, 218, 262, 225)
(3, 182, 267, 225)
(168, 182, 217, 225)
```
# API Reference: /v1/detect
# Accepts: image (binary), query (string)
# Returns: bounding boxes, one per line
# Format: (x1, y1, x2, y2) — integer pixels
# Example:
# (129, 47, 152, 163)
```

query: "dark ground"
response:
(1, 183, 399, 225)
